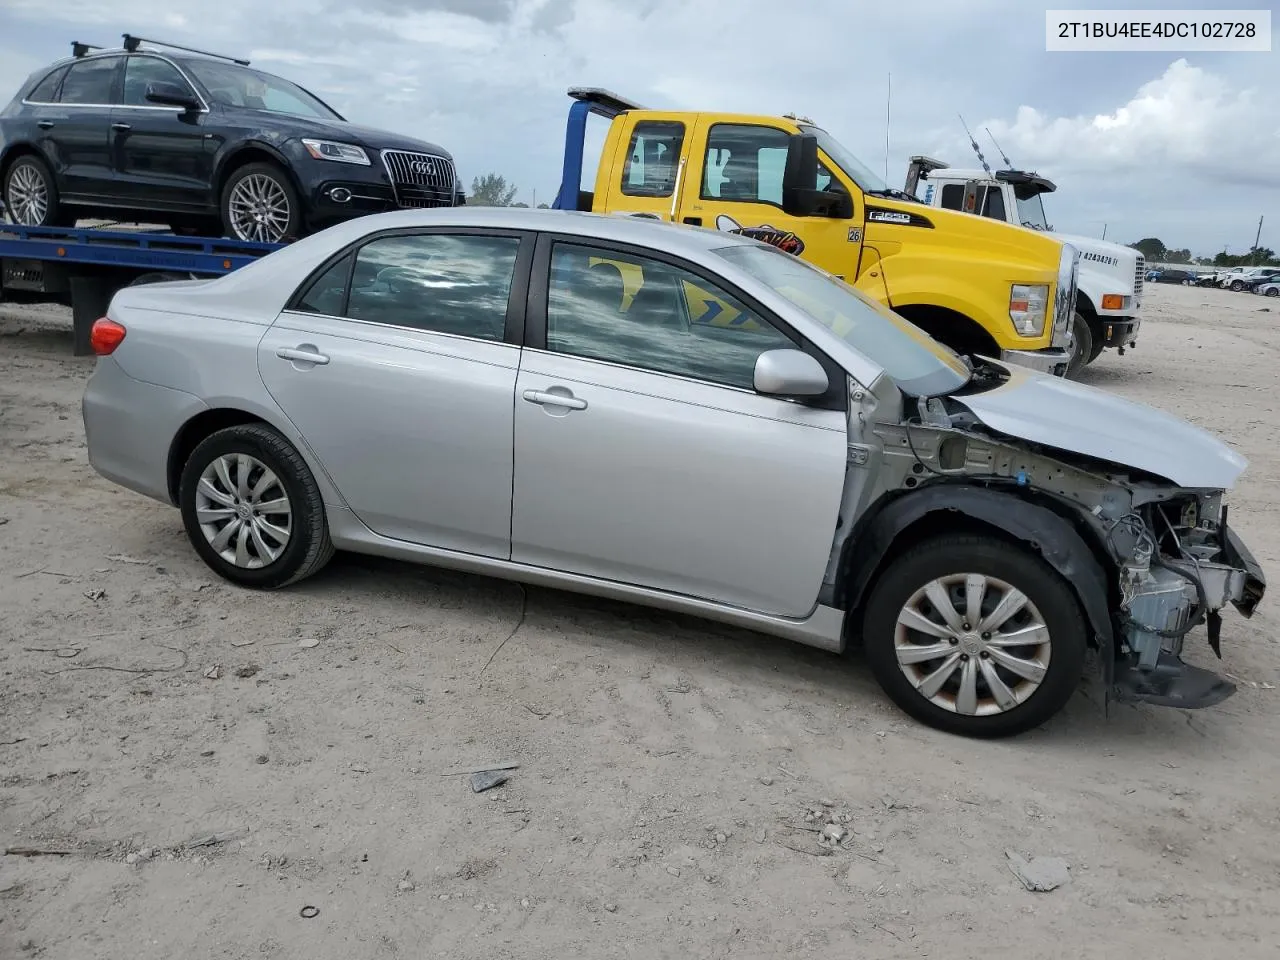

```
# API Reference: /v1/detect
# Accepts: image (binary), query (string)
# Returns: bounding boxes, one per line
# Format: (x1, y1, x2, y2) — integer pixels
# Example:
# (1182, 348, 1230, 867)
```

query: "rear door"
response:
(42, 54, 122, 201)
(257, 228, 533, 557)
(110, 54, 213, 210)
(598, 113, 693, 222)
(510, 234, 848, 618)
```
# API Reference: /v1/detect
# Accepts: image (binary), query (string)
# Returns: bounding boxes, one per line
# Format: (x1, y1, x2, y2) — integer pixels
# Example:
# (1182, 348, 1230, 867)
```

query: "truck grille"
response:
(381, 150, 457, 208)
(1134, 255, 1145, 297)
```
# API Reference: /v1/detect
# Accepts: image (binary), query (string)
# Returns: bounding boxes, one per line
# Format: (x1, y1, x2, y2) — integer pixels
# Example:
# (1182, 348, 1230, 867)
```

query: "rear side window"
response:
(621, 121, 685, 198)
(59, 57, 119, 105)
(291, 234, 520, 341)
(27, 66, 68, 103)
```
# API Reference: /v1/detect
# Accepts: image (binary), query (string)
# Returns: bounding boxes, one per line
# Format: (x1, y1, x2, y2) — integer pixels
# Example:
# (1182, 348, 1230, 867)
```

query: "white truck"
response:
(905, 156, 1144, 376)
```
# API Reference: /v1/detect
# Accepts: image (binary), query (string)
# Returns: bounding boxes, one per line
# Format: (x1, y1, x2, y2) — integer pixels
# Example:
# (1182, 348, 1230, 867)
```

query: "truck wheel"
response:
(3, 154, 73, 227)
(178, 424, 334, 589)
(220, 162, 300, 244)
(1065, 313, 1094, 377)
(860, 534, 1087, 738)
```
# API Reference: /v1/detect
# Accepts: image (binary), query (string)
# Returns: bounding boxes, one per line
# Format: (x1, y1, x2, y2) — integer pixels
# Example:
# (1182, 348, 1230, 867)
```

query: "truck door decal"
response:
(714, 214, 805, 256)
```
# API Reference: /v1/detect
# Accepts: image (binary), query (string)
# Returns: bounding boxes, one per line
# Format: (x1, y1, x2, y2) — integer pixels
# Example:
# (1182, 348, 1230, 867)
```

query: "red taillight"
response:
(90, 318, 127, 355)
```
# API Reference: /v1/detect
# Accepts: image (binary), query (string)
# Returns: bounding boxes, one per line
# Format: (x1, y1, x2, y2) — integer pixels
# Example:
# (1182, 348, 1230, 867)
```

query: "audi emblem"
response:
(410, 160, 436, 177)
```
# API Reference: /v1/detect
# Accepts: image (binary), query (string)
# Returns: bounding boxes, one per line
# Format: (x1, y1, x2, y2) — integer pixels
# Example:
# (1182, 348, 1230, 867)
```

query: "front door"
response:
(511, 235, 848, 618)
(257, 229, 531, 557)
(676, 120, 862, 282)
(110, 54, 212, 211)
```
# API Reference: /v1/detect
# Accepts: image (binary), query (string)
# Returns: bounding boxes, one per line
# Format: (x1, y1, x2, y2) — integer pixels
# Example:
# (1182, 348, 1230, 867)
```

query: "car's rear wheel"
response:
(220, 162, 300, 244)
(3, 155, 72, 227)
(1266, 288, 1278, 298)
(179, 424, 333, 589)
(1231, 279, 1245, 292)
(861, 534, 1087, 738)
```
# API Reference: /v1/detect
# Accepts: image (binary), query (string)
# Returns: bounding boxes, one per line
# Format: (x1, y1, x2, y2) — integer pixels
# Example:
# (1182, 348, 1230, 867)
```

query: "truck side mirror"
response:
(782, 133, 852, 220)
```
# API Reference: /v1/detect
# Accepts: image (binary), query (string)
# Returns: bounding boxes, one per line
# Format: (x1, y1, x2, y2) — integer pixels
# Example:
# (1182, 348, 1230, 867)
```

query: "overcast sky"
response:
(1, 0, 1274, 256)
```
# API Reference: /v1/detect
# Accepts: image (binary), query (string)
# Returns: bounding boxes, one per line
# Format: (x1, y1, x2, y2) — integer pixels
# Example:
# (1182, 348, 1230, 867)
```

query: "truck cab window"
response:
(702, 124, 839, 206)
(621, 121, 685, 198)
(939, 183, 963, 210)
(980, 186, 1006, 221)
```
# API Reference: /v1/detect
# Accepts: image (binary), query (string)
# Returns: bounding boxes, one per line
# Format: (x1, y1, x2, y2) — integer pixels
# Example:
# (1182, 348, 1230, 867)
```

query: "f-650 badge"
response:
(867, 210, 913, 224)
(715, 214, 805, 255)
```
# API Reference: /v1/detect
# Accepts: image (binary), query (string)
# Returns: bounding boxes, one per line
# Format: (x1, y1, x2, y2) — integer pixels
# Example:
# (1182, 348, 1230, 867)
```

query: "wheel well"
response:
(167, 408, 267, 503)
(839, 493, 1119, 651)
(0, 145, 44, 187)
(215, 146, 299, 202)
(893, 304, 1000, 358)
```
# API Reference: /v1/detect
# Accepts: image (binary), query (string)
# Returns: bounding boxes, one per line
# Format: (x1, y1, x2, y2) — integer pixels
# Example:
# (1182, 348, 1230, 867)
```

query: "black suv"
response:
(0, 36, 463, 243)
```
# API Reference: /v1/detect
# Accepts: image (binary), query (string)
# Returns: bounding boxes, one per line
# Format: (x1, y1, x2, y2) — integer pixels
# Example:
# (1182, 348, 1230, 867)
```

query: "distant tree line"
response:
(468, 173, 549, 208)
(1128, 237, 1277, 268)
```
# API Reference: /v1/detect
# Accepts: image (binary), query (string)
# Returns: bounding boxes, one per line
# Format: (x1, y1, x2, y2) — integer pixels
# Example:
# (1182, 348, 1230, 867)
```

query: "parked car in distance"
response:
(1149, 268, 1196, 284)
(80, 207, 1265, 738)
(1242, 270, 1280, 293)
(1254, 281, 1280, 297)
(0, 36, 463, 243)
(1218, 266, 1277, 291)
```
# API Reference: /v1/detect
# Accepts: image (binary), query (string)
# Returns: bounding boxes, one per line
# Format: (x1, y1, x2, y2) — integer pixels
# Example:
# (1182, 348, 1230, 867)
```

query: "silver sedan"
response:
(82, 207, 1264, 738)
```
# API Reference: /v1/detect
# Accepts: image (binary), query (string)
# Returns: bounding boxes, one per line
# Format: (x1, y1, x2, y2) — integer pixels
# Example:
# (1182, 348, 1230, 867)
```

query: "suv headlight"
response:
(1009, 283, 1049, 337)
(301, 139, 371, 165)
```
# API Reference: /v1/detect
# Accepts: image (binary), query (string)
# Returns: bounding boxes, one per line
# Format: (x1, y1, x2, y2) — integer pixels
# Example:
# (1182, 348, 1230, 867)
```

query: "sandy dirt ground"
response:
(1, 283, 1278, 960)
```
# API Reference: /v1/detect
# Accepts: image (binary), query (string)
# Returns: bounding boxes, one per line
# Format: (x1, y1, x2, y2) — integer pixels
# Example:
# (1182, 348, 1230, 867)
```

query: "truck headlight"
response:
(301, 139, 371, 165)
(1010, 284, 1049, 336)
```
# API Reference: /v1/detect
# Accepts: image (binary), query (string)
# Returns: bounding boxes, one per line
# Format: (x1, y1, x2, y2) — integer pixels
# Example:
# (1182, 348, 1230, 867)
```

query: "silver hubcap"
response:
(7, 164, 49, 225)
(894, 573, 1051, 717)
(195, 454, 292, 569)
(228, 174, 291, 242)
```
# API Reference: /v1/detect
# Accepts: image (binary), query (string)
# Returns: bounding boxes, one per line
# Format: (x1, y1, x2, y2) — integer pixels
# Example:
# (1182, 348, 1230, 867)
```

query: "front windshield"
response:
(1015, 191, 1049, 230)
(798, 124, 890, 194)
(184, 60, 342, 120)
(714, 243, 970, 397)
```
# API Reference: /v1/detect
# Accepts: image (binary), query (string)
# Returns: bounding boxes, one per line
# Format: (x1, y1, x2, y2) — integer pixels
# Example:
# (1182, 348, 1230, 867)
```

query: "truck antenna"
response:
(985, 126, 1013, 168)
(884, 72, 891, 182)
(958, 114, 991, 176)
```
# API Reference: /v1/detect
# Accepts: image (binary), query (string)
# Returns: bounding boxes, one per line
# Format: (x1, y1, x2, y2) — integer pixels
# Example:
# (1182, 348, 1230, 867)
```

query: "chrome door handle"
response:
(37, 120, 54, 129)
(276, 346, 330, 365)
(522, 388, 586, 410)
(111, 122, 131, 132)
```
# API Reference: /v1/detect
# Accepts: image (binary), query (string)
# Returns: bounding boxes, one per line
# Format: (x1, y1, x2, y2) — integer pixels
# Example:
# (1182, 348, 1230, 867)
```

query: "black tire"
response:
(179, 424, 333, 589)
(1266, 288, 1278, 298)
(1230, 280, 1245, 292)
(3, 154, 73, 227)
(219, 162, 301, 243)
(1065, 312, 1095, 378)
(860, 534, 1088, 738)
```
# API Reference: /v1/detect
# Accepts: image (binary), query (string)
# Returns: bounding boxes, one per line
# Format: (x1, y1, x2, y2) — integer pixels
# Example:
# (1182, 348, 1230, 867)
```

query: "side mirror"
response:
(782, 132, 853, 219)
(146, 82, 200, 111)
(753, 349, 829, 398)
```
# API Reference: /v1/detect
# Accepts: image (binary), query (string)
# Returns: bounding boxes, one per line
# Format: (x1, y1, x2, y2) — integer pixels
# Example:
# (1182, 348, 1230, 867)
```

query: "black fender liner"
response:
(839, 484, 1115, 659)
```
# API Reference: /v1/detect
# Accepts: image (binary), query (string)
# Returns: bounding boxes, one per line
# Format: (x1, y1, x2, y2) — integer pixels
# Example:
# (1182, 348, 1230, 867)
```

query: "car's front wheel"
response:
(178, 423, 333, 588)
(3, 154, 71, 227)
(220, 162, 301, 244)
(1266, 288, 1278, 298)
(1231, 280, 1246, 292)
(861, 534, 1087, 738)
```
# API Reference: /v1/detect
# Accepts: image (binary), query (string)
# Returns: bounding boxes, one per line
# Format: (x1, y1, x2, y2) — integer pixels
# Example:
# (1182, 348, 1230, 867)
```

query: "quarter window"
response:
(123, 56, 193, 107)
(621, 121, 685, 198)
(545, 242, 795, 390)
(58, 56, 120, 105)
(27, 66, 68, 103)
(302, 234, 519, 340)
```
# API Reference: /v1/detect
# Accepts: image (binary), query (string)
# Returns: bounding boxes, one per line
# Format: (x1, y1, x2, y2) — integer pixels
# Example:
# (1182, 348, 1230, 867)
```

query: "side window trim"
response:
(24, 64, 70, 105)
(524, 231, 846, 411)
(281, 226, 536, 346)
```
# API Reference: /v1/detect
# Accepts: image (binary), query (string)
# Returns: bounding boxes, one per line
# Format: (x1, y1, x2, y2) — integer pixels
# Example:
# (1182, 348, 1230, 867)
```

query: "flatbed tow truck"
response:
(0, 218, 280, 353)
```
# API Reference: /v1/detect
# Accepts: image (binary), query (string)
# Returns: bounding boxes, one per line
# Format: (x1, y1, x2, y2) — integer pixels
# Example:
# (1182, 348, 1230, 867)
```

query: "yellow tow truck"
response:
(552, 88, 1080, 376)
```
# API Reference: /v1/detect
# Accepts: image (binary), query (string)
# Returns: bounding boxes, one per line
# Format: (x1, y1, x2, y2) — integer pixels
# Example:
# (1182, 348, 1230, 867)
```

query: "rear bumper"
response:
(82, 357, 207, 506)
(999, 347, 1070, 378)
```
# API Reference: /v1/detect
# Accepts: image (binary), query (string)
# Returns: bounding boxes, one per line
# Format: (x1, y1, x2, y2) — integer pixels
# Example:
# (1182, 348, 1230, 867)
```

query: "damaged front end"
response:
(1108, 495, 1266, 708)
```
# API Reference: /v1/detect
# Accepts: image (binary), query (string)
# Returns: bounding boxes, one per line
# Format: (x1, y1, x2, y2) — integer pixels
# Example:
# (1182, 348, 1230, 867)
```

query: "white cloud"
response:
(973, 60, 1277, 188)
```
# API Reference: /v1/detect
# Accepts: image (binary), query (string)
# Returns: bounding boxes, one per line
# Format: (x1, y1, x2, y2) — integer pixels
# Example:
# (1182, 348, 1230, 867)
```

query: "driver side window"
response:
(545, 241, 795, 390)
